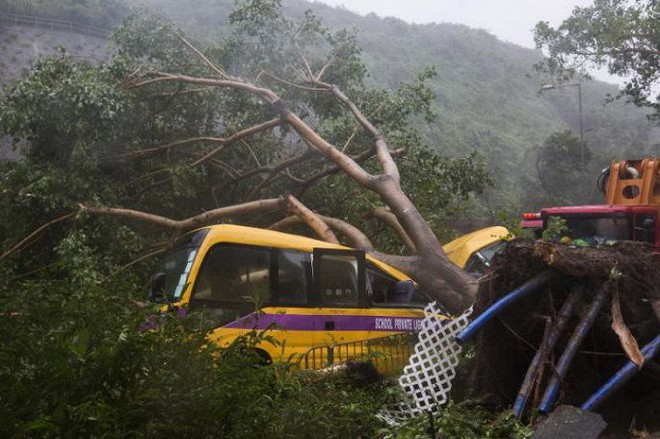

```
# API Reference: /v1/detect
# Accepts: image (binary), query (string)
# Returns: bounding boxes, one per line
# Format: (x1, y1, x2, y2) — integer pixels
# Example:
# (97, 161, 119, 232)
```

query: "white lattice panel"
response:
(378, 303, 472, 425)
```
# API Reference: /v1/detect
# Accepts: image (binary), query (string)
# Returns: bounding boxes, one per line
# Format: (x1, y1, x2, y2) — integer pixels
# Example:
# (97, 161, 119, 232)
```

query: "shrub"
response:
(0, 278, 387, 438)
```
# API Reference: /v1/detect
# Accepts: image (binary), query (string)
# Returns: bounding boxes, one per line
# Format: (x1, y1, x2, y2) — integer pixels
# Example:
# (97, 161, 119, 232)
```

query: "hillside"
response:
(0, 19, 108, 84)
(0, 12, 110, 159)
(145, 0, 659, 206)
(1, 0, 658, 213)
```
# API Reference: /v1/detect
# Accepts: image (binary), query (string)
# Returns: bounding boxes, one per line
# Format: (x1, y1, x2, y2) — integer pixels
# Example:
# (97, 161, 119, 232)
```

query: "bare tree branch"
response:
(241, 139, 263, 167)
(269, 215, 374, 250)
(122, 73, 280, 104)
(0, 213, 75, 264)
(107, 136, 228, 160)
(80, 198, 284, 231)
(178, 34, 229, 78)
(246, 151, 314, 200)
(315, 55, 335, 82)
(285, 194, 339, 244)
(292, 36, 315, 80)
(311, 79, 400, 184)
(292, 147, 406, 198)
(119, 247, 168, 271)
(369, 207, 417, 253)
(258, 69, 326, 92)
(108, 118, 281, 163)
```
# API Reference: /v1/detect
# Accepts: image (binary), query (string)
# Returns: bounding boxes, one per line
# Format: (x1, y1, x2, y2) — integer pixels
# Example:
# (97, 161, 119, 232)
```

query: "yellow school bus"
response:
(151, 224, 439, 372)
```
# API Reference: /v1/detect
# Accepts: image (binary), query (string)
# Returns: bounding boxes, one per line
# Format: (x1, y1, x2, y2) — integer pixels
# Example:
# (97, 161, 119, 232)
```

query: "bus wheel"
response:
(253, 349, 272, 365)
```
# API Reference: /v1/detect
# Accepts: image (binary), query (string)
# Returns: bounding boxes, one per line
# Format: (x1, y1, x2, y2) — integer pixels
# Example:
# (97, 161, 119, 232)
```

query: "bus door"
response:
(312, 248, 367, 345)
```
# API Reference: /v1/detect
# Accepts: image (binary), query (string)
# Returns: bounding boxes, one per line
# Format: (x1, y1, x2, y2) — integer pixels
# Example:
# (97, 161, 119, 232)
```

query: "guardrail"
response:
(0, 11, 110, 39)
(300, 332, 417, 376)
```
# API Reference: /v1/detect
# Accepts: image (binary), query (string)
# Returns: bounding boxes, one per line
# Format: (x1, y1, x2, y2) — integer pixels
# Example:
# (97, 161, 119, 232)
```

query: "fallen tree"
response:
(0, 2, 495, 313)
(119, 53, 473, 307)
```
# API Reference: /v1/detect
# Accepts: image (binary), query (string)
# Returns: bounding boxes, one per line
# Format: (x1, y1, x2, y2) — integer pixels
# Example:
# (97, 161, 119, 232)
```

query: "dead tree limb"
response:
(611, 288, 644, 366)
(369, 207, 417, 254)
(285, 195, 339, 244)
(79, 198, 283, 231)
(269, 215, 374, 250)
(0, 213, 75, 264)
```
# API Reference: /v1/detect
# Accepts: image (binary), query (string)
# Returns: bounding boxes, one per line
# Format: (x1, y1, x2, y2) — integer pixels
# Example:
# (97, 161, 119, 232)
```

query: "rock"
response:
(533, 405, 606, 439)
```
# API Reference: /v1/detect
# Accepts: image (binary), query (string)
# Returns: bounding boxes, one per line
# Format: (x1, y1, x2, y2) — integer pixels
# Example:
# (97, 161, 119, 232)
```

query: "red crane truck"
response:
(525, 158, 660, 249)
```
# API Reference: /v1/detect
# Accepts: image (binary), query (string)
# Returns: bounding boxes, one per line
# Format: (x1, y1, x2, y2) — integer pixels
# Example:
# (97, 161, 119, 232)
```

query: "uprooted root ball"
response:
(466, 240, 660, 433)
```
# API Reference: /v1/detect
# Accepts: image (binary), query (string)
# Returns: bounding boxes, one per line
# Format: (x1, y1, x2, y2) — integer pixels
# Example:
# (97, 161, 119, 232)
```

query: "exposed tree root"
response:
(466, 240, 660, 434)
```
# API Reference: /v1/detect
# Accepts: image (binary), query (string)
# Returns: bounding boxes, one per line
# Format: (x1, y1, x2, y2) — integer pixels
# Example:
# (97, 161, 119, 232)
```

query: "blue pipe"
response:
(455, 270, 555, 344)
(538, 286, 609, 413)
(581, 334, 660, 412)
(512, 286, 583, 419)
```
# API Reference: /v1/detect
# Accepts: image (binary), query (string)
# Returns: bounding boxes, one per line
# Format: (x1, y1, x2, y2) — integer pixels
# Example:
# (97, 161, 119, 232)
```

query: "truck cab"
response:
(542, 205, 657, 248)
(538, 158, 660, 250)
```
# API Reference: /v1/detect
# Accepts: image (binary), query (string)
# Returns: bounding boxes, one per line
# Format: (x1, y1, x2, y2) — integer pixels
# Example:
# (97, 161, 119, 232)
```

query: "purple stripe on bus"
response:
(222, 312, 446, 332)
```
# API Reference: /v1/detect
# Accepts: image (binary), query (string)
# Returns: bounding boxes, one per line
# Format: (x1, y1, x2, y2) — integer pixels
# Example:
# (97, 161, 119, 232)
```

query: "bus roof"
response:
(198, 224, 412, 281)
(442, 226, 509, 268)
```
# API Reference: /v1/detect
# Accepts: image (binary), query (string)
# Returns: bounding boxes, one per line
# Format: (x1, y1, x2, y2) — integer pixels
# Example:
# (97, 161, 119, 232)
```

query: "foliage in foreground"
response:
(0, 276, 390, 438)
(390, 404, 533, 439)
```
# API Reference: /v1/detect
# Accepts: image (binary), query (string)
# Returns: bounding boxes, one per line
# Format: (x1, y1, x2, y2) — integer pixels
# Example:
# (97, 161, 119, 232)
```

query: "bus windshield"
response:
(159, 229, 209, 301)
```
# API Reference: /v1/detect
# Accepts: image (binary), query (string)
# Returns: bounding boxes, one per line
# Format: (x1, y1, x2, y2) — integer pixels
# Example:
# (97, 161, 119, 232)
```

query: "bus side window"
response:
(368, 267, 396, 305)
(464, 253, 488, 277)
(319, 257, 358, 306)
(367, 266, 416, 306)
(277, 250, 311, 305)
(193, 245, 271, 304)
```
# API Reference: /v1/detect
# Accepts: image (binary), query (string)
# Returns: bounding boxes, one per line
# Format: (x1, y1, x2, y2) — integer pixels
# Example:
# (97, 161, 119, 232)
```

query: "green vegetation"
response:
(534, 0, 659, 119)
(0, 273, 532, 437)
(541, 216, 569, 241)
(0, 278, 392, 438)
(0, 0, 657, 436)
(393, 404, 533, 439)
(534, 130, 592, 206)
(0, 3, 501, 435)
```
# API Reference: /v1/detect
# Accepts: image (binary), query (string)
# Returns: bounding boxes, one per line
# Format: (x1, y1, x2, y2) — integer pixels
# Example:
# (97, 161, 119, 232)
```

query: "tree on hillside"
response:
(534, 0, 659, 119)
(0, 1, 490, 313)
(536, 130, 592, 205)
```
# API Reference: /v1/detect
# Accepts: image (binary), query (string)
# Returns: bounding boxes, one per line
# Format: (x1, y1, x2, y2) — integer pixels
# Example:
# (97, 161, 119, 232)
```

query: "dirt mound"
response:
(467, 240, 660, 435)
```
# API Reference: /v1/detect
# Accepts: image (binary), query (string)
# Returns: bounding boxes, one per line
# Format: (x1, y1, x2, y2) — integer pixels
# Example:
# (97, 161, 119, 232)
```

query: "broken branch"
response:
(79, 198, 283, 231)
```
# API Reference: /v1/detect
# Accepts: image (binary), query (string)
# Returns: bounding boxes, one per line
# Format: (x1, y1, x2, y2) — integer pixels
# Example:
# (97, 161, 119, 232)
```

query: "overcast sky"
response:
(314, 0, 621, 83)
(314, 0, 593, 49)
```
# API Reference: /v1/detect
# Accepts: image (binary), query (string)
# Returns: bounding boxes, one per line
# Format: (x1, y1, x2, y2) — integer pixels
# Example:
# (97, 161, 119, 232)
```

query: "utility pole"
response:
(541, 81, 584, 170)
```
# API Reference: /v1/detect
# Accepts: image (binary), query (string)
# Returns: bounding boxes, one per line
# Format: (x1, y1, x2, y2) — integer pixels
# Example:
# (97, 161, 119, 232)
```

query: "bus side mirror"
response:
(149, 272, 166, 302)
